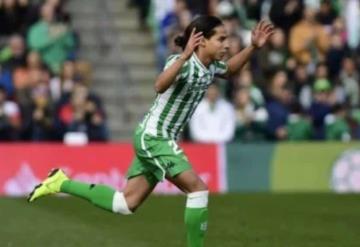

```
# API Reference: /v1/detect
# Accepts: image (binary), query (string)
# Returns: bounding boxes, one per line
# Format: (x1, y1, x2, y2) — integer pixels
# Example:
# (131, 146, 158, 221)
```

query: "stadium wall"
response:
(1, 142, 359, 196)
(226, 142, 360, 193)
(0, 143, 223, 196)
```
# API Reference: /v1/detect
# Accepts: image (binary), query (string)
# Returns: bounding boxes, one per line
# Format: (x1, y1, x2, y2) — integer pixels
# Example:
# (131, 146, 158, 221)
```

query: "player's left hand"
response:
(251, 20, 275, 49)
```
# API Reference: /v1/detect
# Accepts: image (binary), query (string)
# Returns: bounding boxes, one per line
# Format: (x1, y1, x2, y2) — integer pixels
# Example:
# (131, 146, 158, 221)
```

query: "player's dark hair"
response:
(174, 16, 223, 50)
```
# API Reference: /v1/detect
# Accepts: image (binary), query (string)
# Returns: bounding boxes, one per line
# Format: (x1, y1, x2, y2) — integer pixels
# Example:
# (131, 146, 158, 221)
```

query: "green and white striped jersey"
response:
(140, 53, 228, 140)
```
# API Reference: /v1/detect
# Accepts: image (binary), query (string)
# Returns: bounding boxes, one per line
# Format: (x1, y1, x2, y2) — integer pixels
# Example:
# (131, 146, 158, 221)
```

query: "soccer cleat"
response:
(27, 168, 69, 203)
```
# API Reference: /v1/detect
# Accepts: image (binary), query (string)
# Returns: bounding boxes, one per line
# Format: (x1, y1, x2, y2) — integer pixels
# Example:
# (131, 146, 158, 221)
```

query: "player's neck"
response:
(195, 50, 212, 68)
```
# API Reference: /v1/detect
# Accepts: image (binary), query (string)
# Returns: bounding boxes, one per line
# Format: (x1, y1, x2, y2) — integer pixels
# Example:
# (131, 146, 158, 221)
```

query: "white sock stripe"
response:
(187, 190, 209, 198)
(186, 190, 209, 208)
(112, 192, 133, 215)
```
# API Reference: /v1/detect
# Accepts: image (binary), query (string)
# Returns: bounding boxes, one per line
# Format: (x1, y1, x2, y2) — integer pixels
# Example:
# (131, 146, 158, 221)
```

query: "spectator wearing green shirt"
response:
(286, 103, 313, 141)
(27, 3, 74, 74)
(325, 104, 351, 141)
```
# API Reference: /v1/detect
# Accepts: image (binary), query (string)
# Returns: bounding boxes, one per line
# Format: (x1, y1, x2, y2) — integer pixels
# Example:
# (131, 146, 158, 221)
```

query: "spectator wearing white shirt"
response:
(190, 83, 236, 143)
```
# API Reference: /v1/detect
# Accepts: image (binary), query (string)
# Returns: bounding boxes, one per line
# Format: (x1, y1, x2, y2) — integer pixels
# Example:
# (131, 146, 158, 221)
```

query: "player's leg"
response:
(28, 169, 156, 215)
(168, 170, 209, 247)
(166, 174, 187, 193)
(61, 174, 155, 214)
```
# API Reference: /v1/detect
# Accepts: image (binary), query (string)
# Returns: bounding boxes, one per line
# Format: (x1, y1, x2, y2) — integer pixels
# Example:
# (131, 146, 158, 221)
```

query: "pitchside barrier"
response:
(1, 142, 359, 196)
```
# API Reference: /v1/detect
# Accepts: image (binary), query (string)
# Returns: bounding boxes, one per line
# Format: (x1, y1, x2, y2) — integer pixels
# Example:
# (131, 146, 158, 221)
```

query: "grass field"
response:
(1, 193, 359, 247)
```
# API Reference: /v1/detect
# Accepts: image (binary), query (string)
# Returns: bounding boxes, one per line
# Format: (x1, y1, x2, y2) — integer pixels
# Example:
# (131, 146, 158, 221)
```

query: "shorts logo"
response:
(164, 162, 176, 170)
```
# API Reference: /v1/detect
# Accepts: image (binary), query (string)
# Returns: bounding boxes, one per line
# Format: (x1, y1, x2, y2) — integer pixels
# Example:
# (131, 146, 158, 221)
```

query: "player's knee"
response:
(112, 191, 134, 215)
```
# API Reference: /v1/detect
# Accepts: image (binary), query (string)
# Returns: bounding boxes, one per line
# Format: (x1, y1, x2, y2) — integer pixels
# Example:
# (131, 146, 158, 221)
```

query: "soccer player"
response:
(28, 16, 274, 247)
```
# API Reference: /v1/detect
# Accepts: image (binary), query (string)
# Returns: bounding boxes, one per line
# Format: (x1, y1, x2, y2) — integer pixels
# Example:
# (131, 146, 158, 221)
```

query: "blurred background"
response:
(0, 0, 359, 144)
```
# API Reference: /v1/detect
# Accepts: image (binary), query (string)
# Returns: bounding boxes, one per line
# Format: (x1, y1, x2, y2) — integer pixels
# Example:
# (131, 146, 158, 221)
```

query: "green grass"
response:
(1, 193, 359, 247)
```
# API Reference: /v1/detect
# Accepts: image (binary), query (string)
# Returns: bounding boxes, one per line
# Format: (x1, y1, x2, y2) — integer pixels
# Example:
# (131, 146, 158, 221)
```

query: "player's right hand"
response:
(181, 28, 203, 60)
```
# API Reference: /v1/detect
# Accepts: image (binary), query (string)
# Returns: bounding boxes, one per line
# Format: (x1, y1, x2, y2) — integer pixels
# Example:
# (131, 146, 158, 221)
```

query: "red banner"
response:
(0, 143, 221, 196)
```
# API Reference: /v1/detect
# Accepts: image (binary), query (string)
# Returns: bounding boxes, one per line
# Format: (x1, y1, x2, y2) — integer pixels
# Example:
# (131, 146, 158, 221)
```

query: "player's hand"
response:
(181, 28, 203, 60)
(251, 20, 275, 49)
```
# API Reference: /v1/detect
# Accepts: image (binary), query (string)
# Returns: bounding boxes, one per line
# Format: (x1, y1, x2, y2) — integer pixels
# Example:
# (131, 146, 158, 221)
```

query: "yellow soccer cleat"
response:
(27, 168, 69, 203)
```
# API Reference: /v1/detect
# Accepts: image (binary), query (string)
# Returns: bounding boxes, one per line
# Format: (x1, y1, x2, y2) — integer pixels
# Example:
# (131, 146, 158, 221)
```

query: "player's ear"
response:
(199, 37, 206, 48)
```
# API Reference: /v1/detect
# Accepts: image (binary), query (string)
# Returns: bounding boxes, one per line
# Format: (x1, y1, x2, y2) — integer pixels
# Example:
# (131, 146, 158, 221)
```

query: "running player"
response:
(28, 16, 274, 247)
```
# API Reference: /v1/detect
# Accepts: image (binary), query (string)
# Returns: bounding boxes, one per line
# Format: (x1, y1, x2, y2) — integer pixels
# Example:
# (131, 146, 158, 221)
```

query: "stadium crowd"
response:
(140, 0, 360, 143)
(0, 0, 108, 142)
(2, 0, 359, 143)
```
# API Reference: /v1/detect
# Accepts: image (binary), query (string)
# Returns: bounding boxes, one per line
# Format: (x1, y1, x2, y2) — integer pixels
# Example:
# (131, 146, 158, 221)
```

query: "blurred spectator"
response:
(0, 85, 21, 140)
(21, 0, 42, 30)
(292, 64, 312, 109)
(222, 15, 241, 40)
(257, 28, 288, 78)
(315, 62, 329, 80)
(27, 3, 75, 74)
(56, 83, 108, 141)
(309, 78, 334, 139)
(229, 70, 264, 107)
(46, 0, 71, 23)
(154, 0, 192, 70)
(12, 51, 49, 90)
(265, 70, 292, 140)
(216, 0, 236, 19)
(286, 102, 312, 141)
(190, 83, 236, 143)
(233, 87, 268, 142)
(49, 60, 77, 101)
(17, 67, 50, 140)
(325, 104, 351, 141)
(0, 0, 28, 36)
(0, 34, 27, 97)
(351, 109, 360, 139)
(314, 61, 346, 107)
(243, 0, 263, 22)
(289, 6, 330, 65)
(269, 0, 304, 36)
(344, 0, 360, 50)
(0, 64, 13, 97)
(185, 0, 210, 15)
(0, 34, 26, 70)
(339, 57, 359, 108)
(325, 32, 348, 80)
(30, 81, 54, 140)
(316, 0, 337, 25)
(331, 17, 347, 43)
(227, 34, 244, 59)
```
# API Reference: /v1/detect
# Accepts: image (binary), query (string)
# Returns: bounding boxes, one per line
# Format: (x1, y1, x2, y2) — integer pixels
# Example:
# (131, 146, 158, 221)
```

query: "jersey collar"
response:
(192, 53, 210, 73)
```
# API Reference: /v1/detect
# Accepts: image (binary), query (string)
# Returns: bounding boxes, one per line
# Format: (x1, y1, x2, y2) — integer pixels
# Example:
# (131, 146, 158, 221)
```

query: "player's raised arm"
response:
(225, 20, 275, 77)
(154, 28, 203, 94)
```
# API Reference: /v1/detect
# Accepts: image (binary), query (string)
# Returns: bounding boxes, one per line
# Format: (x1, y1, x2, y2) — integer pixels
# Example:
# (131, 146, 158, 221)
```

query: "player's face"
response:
(204, 25, 229, 61)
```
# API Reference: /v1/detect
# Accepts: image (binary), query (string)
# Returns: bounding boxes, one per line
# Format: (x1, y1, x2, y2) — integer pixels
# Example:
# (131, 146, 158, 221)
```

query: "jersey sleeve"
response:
(163, 54, 190, 81)
(212, 60, 229, 77)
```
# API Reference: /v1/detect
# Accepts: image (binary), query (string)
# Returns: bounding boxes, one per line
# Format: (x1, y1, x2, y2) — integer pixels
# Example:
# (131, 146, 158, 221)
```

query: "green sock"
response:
(60, 180, 115, 212)
(185, 207, 208, 247)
